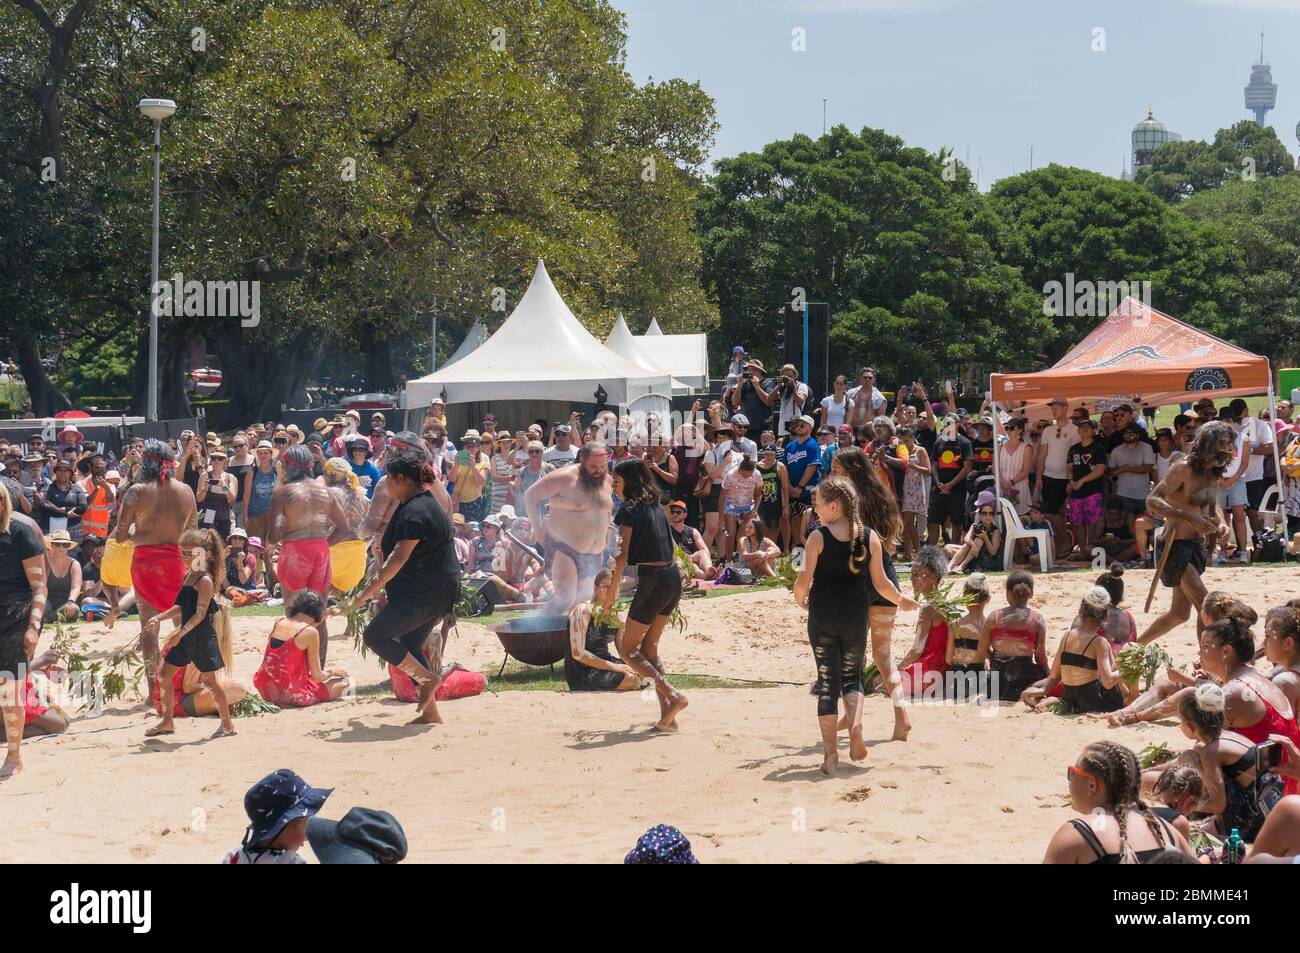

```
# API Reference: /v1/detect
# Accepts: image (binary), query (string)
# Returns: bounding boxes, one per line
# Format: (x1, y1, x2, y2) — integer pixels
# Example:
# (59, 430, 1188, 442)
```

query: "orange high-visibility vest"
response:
(80, 476, 112, 538)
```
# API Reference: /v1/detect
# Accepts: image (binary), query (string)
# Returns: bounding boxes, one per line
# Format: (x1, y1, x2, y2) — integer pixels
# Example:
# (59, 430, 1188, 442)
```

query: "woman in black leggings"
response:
(794, 476, 917, 776)
(606, 458, 688, 732)
(349, 449, 460, 725)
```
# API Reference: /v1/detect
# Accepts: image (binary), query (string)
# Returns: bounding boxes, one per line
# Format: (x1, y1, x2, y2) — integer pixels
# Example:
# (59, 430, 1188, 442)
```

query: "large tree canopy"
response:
(697, 126, 1049, 386)
(987, 165, 1244, 364)
(0, 0, 719, 421)
(1136, 121, 1295, 204)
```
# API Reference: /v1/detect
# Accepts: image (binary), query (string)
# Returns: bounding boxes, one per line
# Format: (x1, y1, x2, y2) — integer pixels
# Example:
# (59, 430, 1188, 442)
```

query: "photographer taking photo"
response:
(731, 358, 774, 443)
(775, 364, 810, 437)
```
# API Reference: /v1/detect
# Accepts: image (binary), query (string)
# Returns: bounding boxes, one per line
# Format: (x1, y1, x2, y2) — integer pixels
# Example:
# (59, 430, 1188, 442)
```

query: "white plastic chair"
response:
(999, 497, 1052, 572)
(1258, 484, 1284, 533)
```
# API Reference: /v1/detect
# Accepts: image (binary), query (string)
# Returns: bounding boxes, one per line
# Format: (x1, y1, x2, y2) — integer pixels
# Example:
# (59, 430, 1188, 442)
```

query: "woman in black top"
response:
(0, 483, 48, 779)
(351, 449, 460, 726)
(606, 458, 688, 731)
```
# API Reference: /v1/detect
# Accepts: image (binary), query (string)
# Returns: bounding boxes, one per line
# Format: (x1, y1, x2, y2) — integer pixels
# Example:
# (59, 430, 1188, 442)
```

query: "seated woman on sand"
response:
(43, 530, 82, 623)
(1023, 587, 1124, 714)
(898, 546, 949, 699)
(1042, 740, 1193, 863)
(1106, 592, 1254, 727)
(944, 573, 989, 701)
(0, 651, 70, 742)
(565, 570, 640, 693)
(977, 570, 1048, 704)
(943, 501, 1001, 574)
(253, 591, 352, 707)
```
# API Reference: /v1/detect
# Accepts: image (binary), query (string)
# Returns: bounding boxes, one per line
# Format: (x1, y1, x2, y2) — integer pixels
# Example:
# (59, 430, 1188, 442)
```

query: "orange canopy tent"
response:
(990, 296, 1272, 410)
(988, 296, 1284, 535)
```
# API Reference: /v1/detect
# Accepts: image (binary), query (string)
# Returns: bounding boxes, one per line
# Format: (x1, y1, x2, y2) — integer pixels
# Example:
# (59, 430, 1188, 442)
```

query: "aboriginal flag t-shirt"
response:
(932, 435, 972, 489)
(970, 437, 995, 475)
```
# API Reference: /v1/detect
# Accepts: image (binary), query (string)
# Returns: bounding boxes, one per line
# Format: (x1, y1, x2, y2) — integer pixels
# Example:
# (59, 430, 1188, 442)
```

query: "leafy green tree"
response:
(697, 126, 1049, 385)
(987, 165, 1244, 363)
(1136, 121, 1295, 203)
(1181, 175, 1300, 366)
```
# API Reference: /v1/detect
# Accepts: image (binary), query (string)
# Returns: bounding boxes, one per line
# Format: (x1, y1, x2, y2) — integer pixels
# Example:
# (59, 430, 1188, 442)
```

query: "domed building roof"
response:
(1132, 109, 1178, 153)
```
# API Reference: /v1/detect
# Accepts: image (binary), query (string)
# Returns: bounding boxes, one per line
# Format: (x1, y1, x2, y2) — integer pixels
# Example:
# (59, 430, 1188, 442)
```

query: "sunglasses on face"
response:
(1067, 765, 1096, 784)
(528, 449, 542, 456)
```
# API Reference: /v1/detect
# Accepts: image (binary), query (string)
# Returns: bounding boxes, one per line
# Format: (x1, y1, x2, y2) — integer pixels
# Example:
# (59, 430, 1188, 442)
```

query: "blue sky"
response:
(613, 0, 1300, 187)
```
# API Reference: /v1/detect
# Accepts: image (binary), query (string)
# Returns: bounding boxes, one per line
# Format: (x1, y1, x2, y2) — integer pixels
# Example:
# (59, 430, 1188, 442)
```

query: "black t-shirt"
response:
(0, 520, 43, 604)
(1068, 441, 1105, 498)
(970, 438, 995, 474)
(737, 379, 769, 430)
(614, 499, 674, 565)
(381, 490, 459, 601)
(916, 427, 938, 459)
(932, 435, 972, 488)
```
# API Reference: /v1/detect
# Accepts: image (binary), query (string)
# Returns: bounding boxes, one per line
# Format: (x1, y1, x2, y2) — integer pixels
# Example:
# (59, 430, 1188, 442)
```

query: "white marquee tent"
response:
(636, 319, 710, 391)
(440, 319, 489, 368)
(604, 314, 690, 395)
(404, 260, 673, 414)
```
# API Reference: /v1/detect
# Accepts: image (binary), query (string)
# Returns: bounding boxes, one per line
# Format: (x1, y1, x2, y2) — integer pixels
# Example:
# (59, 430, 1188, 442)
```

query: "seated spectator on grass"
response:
(736, 517, 780, 579)
(42, 530, 82, 623)
(667, 500, 714, 581)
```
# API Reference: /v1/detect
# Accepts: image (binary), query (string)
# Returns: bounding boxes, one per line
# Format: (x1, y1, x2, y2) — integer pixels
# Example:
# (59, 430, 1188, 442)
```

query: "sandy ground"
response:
(4, 565, 1299, 864)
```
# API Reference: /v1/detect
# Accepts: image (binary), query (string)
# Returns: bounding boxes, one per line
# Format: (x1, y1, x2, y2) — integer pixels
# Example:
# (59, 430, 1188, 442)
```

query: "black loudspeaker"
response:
(776, 302, 829, 397)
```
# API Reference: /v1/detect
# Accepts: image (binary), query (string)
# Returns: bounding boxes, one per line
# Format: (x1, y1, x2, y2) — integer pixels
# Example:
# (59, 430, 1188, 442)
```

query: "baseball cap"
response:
(795, 415, 815, 428)
(667, 499, 687, 511)
(760, 443, 778, 454)
(242, 769, 332, 848)
(555, 424, 571, 434)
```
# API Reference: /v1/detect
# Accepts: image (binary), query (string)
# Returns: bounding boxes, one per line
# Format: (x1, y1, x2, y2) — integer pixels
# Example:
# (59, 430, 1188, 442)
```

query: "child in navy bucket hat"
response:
(623, 824, 699, 864)
(223, 769, 332, 864)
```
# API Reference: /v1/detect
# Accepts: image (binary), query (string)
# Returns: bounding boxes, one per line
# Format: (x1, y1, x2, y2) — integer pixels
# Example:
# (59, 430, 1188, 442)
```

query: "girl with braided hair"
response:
(794, 476, 916, 776)
(1146, 763, 1203, 841)
(831, 447, 914, 740)
(1043, 740, 1191, 863)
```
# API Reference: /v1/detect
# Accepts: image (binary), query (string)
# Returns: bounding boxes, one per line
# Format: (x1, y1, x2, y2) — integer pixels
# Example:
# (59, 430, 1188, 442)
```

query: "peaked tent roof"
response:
(404, 261, 671, 407)
(439, 319, 489, 369)
(635, 320, 709, 391)
(605, 314, 689, 393)
(990, 297, 1271, 409)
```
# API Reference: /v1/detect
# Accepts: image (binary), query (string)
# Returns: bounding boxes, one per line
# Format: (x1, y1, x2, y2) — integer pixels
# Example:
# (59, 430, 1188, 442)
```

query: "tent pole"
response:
(1267, 379, 1287, 560)
(991, 392, 1001, 513)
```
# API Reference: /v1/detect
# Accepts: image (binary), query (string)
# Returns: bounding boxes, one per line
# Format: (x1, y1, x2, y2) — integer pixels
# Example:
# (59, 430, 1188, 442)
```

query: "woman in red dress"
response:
(898, 546, 949, 699)
(254, 591, 351, 707)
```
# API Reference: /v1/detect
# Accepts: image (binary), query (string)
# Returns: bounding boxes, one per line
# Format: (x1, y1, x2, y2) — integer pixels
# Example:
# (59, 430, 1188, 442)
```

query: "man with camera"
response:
(775, 364, 809, 437)
(732, 358, 773, 443)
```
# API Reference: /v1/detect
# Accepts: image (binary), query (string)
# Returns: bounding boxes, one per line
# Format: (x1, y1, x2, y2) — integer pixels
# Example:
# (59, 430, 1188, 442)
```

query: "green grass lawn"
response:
(1150, 394, 1272, 429)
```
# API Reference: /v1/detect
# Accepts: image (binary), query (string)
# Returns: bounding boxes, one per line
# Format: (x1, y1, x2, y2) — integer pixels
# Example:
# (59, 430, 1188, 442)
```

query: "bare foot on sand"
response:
(0, 757, 21, 780)
(654, 694, 689, 731)
(849, 727, 868, 762)
(892, 711, 911, 741)
(408, 704, 443, 725)
(820, 750, 839, 777)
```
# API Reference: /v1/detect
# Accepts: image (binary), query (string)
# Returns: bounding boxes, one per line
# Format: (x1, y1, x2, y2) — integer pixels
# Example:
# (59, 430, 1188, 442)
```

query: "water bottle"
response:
(1221, 828, 1245, 864)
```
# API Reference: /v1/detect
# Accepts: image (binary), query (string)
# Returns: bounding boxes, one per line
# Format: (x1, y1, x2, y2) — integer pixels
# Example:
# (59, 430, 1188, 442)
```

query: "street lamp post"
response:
(138, 98, 177, 422)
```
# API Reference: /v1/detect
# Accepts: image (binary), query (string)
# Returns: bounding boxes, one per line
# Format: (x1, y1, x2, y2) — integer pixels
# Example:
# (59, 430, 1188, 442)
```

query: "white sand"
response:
(4, 565, 1297, 863)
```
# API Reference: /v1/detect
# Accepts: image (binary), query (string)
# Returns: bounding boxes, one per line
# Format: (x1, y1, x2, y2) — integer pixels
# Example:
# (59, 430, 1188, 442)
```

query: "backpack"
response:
(1254, 530, 1286, 564)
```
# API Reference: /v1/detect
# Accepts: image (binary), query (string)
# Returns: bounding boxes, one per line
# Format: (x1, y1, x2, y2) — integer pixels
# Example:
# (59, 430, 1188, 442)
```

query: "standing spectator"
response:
(774, 364, 809, 437)
(898, 425, 930, 559)
(515, 440, 554, 504)
(227, 436, 254, 529)
(1034, 397, 1077, 552)
(670, 422, 708, 531)
(196, 448, 237, 539)
(817, 375, 853, 430)
(449, 430, 490, 523)
(701, 425, 738, 555)
(755, 443, 790, 552)
(1229, 398, 1274, 534)
(846, 366, 886, 428)
(488, 433, 515, 513)
(325, 417, 349, 457)
(729, 415, 757, 462)
(346, 437, 382, 500)
(782, 415, 822, 546)
(1107, 425, 1155, 531)
(927, 416, 972, 545)
(1216, 405, 1251, 563)
(543, 424, 579, 466)
(644, 437, 678, 506)
(721, 457, 763, 559)
(243, 441, 278, 588)
(39, 459, 87, 540)
(368, 413, 389, 459)
(732, 358, 773, 443)
(997, 418, 1032, 516)
(77, 454, 114, 541)
(1066, 418, 1107, 559)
